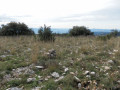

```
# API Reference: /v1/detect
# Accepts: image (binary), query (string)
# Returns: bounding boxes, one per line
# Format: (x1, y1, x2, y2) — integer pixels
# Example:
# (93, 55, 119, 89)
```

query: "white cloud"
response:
(0, 0, 119, 29)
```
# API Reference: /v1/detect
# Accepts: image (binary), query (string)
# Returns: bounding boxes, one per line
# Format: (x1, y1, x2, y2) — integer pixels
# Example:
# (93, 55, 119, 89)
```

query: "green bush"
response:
(0, 22, 35, 36)
(69, 26, 93, 36)
(38, 25, 55, 42)
(98, 30, 120, 41)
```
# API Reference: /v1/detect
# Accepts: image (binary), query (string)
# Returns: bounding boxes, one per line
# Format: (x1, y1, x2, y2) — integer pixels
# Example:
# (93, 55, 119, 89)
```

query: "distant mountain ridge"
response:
(32, 28, 119, 36)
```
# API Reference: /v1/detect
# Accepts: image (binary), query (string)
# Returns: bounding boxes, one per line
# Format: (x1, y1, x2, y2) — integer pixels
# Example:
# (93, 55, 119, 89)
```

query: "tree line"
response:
(0, 21, 119, 42)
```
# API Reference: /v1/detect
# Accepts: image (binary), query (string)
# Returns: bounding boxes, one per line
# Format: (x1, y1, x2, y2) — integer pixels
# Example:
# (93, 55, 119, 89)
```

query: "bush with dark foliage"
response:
(38, 25, 55, 42)
(0, 22, 34, 36)
(69, 26, 93, 36)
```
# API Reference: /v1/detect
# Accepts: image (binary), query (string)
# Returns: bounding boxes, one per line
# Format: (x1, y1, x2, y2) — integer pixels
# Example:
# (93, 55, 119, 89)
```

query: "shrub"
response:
(98, 29, 120, 41)
(38, 25, 55, 42)
(69, 26, 93, 36)
(0, 22, 35, 36)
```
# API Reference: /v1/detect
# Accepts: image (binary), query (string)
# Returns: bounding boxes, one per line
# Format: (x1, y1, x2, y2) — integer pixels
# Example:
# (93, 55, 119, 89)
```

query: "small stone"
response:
(108, 60, 114, 64)
(0, 55, 6, 58)
(117, 80, 120, 83)
(86, 75, 91, 78)
(70, 72, 75, 75)
(78, 83, 81, 89)
(84, 71, 89, 75)
(35, 66, 44, 69)
(118, 66, 120, 69)
(74, 76, 80, 82)
(64, 68, 69, 72)
(32, 87, 42, 90)
(113, 49, 118, 52)
(90, 72, 95, 75)
(55, 76, 64, 82)
(47, 76, 51, 78)
(57, 87, 62, 90)
(38, 76, 42, 79)
(6, 87, 22, 90)
(27, 48, 31, 52)
(62, 73, 66, 75)
(27, 78, 36, 83)
(45, 78, 48, 81)
(104, 66, 110, 70)
(51, 72, 59, 78)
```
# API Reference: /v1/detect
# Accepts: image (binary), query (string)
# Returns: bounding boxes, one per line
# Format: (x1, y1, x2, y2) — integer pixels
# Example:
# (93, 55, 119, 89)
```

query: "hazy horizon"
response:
(0, 0, 120, 29)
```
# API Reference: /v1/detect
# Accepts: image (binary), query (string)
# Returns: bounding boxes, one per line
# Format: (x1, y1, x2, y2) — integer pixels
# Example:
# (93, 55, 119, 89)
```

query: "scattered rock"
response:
(6, 87, 22, 90)
(117, 80, 120, 83)
(37, 75, 42, 79)
(74, 76, 80, 82)
(84, 71, 89, 75)
(45, 78, 48, 81)
(70, 72, 75, 75)
(35, 66, 44, 69)
(27, 78, 36, 83)
(45, 49, 56, 58)
(78, 83, 81, 89)
(86, 75, 91, 78)
(57, 87, 62, 90)
(108, 60, 114, 64)
(0, 55, 12, 58)
(12, 65, 35, 77)
(113, 49, 118, 52)
(104, 66, 110, 70)
(90, 72, 95, 76)
(118, 66, 120, 69)
(51, 72, 59, 78)
(55, 76, 64, 82)
(64, 68, 69, 72)
(32, 87, 42, 90)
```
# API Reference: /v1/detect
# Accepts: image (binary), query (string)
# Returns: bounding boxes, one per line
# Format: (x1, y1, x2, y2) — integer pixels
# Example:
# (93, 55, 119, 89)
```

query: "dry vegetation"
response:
(0, 36, 120, 90)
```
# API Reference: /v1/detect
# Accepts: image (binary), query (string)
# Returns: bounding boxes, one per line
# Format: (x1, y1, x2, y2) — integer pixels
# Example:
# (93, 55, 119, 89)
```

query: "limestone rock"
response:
(51, 72, 59, 78)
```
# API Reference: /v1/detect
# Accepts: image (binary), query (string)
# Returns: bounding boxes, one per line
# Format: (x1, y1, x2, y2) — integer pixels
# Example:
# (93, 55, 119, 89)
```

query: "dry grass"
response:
(0, 36, 120, 89)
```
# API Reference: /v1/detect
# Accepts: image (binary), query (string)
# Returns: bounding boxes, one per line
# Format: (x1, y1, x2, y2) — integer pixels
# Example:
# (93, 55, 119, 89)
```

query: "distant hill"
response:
(32, 28, 119, 36)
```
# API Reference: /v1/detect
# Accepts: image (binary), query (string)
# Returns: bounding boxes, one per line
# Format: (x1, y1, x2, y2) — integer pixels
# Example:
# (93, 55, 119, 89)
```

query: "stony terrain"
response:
(0, 36, 120, 90)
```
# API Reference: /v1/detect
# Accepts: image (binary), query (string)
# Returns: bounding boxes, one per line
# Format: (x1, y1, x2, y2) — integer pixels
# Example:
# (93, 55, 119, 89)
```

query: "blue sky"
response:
(0, 0, 120, 29)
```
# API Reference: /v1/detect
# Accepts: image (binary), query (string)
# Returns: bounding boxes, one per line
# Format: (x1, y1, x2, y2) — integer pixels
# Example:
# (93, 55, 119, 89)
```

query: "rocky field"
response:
(0, 36, 120, 90)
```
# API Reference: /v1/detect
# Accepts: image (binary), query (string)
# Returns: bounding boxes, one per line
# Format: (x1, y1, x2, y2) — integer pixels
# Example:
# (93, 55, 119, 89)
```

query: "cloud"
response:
(0, 15, 32, 23)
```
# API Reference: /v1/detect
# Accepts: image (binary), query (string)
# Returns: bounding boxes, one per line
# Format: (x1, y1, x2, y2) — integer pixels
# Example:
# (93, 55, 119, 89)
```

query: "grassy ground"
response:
(0, 36, 120, 90)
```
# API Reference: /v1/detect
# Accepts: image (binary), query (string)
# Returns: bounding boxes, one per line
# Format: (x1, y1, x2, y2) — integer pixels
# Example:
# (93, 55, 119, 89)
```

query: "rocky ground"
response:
(0, 36, 120, 90)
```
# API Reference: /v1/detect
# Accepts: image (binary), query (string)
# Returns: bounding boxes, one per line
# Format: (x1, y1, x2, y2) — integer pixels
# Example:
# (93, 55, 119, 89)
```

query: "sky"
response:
(0, 0, 120, 29)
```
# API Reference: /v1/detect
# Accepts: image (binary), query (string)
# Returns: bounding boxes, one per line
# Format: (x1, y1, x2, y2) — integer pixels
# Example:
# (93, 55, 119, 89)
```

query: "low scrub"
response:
(69, 26, 93, 36)
(38, 25, 55, 42)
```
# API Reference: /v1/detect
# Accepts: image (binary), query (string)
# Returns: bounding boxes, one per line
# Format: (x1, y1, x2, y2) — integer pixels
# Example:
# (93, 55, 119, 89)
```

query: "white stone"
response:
(6, 87, 22, 90)
(32, 87, 42, 90)
(27, 48, 31, 52)
(55, 76, 64, 82)
(35, 66, 44, 69)
(113, 49, 118, 52)
(45, 78, 48, 81)
(51, 72, 59, 78)
(27, 78, 36, 83)
(86, 75, 91, 78)
(74, 76, 80, 82)
(70, 72, 75, 75)
(78, 83, 81, 89)
(108, 60, 114, 64)
(90, 72, 95, 75)
(64, 68, 69, 72)
(38, 76, 42, 79)
(118, 66, 120, 68)
(84, 71, 89, 75)
(104, 66, 110, 70)
(117, 80, 120, 83)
